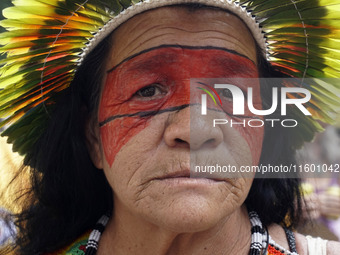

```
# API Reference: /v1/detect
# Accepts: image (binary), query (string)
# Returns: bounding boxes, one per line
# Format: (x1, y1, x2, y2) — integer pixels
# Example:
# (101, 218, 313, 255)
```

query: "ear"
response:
(85, 115, 104, 169)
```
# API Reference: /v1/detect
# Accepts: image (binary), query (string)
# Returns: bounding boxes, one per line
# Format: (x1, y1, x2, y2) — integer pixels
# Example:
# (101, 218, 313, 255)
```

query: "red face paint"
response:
(99, 47, 262, 167)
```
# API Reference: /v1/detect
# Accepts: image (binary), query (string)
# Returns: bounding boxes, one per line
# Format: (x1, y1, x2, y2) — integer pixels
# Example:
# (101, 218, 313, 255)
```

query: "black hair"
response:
(9, 36, 114, 255)
(5, 6, 302, 255)
(244, 47, 302, 227)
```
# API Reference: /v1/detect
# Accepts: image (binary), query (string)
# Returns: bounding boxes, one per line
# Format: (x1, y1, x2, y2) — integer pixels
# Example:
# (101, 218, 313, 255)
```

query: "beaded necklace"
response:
(84, 211, 298, 255)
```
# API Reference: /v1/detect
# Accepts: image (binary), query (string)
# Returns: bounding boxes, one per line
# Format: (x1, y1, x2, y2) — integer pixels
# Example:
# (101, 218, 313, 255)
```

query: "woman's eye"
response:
(221, 89, 233, 99)
(135, 84, 165, 99)
(138, 86, 156, 97)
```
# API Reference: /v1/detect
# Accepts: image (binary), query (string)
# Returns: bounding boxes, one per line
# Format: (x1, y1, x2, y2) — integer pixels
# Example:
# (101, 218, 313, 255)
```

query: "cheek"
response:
(220, 83, 263, 166)
(235, 124, 264, 165)
(100, 117, 150, 167)
(234, 81, 263, 165)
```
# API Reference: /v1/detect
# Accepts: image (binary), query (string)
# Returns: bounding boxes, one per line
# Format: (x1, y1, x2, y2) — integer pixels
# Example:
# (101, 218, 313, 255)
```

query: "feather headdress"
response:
(0, 0, 339, 155)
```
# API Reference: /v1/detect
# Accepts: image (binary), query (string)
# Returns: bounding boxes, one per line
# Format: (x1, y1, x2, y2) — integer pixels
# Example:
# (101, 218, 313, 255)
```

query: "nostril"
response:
(200, 138, 218, 149)
(205, 138, 215, 144)
(175, 138, 187, 144)
(170, 138, 190, 148)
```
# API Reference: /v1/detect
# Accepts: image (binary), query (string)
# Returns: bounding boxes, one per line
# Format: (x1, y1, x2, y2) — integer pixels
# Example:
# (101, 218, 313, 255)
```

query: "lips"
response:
(155, 169, 191, 180)
(153, 169, 226, 183)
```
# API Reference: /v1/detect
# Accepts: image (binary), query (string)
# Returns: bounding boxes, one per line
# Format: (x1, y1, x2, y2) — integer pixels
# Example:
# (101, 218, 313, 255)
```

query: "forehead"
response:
(106, 6, 257, 68)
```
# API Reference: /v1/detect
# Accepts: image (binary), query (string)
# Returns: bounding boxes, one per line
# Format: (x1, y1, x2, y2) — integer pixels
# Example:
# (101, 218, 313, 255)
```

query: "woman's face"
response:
(87, 6, 264, 232)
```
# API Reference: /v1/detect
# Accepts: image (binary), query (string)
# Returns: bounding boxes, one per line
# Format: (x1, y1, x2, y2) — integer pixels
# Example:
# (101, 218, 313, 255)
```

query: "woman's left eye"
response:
(135, 84, 165, 99)
(220, 89, 233, 99)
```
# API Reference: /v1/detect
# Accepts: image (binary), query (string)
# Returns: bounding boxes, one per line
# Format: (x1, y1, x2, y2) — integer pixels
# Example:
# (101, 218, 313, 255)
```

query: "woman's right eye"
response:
(137, 86, 158, 97)
(134, 84, 166, 100)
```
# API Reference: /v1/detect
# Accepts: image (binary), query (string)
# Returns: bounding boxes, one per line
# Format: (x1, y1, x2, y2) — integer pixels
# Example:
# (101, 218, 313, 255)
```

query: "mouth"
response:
(154, 169, 225, 184)
(155, 169, 191, 180)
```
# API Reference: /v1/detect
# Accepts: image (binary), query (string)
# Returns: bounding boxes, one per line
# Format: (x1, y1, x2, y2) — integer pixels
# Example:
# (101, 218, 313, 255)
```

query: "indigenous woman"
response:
(0, 0, 339, 254)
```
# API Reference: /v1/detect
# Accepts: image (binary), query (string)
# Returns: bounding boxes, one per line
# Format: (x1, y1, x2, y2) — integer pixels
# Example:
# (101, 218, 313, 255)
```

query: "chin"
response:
(145, 195, 236, 233)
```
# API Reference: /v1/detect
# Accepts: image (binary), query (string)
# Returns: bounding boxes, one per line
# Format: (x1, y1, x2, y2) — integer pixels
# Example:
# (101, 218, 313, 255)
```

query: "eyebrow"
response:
(106, 44, 255, 73)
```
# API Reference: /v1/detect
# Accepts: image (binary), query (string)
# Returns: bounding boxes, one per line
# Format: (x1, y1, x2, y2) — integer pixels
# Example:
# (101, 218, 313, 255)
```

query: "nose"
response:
(163, 105, 224, 150)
